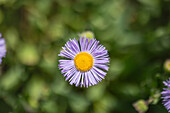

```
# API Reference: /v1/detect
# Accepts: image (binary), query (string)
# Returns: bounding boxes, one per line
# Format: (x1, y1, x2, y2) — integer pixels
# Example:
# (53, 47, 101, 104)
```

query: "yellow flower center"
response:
(74, 52, 93, 72)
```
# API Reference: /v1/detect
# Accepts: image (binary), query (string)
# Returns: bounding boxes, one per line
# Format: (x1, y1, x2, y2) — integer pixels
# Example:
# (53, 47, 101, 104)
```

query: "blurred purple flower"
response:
(58, 37, 109, 87)
(162, 78, 170, 112)
(0, 33, 6, 64)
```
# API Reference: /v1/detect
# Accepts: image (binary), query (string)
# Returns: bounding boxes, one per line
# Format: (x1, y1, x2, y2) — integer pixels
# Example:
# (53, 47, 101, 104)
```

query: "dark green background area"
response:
(0, 0, 170, 113)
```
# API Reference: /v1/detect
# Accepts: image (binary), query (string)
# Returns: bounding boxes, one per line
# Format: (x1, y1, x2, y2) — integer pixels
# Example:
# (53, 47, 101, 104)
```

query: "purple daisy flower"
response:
(162, 78, 170, 112)
(0, 33, 6, 64)
(58, 37, 109, 87)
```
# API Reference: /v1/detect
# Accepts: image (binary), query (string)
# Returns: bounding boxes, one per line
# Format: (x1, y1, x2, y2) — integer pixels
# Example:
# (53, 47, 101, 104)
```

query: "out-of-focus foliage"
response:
(0, 0, 170, 113)
(133, 99, 149, 113)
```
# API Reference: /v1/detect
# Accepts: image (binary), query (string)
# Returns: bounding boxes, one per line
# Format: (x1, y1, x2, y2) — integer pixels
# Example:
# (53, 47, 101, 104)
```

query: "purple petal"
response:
(65, 68, 77, 81)
(0, 34, 6, 64)
(87, 71, 97, 85)
(89, 40, 99, 53)
(59, 51, 74, 59)
(94, 64, 109, 71)
(80, 72, 85, 87)
(84, 72, 89, 88)
(75, 72, 81, 87)
(87, 39, 95, 51)
(84, 38, 89, 51)
(94, 59, 109, 64)
(90, 69, 102, 82)
(80, 37, 86, 51)
(70, 71, 80, 85)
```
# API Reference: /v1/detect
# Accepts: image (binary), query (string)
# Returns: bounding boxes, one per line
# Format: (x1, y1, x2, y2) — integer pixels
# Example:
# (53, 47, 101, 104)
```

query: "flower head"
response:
(0, 33, 6, 64)
(164, 59, 170, 72)
(161, 78, 170, 112)
(58, 37, 109, 87)
(78, 31, 95, 39)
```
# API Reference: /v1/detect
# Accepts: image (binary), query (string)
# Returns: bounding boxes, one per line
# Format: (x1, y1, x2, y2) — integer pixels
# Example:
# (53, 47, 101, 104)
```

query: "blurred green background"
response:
(0, 0, 170, 113)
